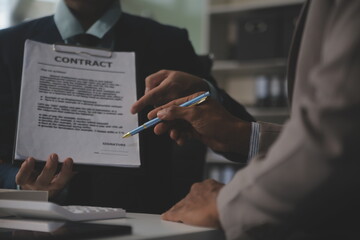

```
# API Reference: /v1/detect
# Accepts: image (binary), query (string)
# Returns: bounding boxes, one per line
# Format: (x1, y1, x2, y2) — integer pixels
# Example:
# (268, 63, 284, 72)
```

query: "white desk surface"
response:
(0, 213, 225, 240)
(91, 213, 225, 240)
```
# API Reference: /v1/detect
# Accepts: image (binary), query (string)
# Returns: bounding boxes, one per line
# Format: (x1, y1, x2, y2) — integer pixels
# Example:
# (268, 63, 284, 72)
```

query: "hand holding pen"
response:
(123, 91, 210, 138)
(146, 91, 252, 155)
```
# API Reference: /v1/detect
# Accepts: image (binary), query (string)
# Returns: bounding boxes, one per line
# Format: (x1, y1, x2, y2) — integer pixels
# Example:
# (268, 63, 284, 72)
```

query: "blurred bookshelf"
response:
(212, 58, 287, 75)
(209, 0, 304, 14)
(204, 0, 304, 183)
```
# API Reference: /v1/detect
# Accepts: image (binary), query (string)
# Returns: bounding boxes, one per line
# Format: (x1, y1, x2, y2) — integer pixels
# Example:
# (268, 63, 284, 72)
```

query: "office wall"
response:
(1, 0, 207, 54)
(122, 0, 207, 54)
(15, 0, 55, 23)
(0, 0, 56, 28)
(0, 0, 207, 54)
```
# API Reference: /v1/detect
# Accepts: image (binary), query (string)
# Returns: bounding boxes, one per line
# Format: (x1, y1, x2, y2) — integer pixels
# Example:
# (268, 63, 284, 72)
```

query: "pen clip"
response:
(187, 96, 208, 107)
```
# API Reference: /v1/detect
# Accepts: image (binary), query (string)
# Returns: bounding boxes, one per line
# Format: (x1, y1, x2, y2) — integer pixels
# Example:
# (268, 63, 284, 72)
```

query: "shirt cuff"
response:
(248, 122, 260, 160)
(202, 79, 220, 102)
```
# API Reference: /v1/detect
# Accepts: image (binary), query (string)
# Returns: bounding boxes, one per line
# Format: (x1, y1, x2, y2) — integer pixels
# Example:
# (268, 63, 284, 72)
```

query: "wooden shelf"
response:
(247, 107, 290, 123)
(206, 156, 238, 164)
(207, 0, 295, 127)
(247, 106, 289, 116)
(210, 0, 305, 15)
(206, 149, 242, 164)
(212, 59, 287, 75)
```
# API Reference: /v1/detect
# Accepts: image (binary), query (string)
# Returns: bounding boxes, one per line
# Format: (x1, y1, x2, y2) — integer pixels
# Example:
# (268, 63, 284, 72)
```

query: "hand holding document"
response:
(14, 40, 140, 167)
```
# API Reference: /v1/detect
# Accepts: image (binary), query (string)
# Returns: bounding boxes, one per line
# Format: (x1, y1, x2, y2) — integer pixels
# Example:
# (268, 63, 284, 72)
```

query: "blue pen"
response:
(122, 91, 210, 138)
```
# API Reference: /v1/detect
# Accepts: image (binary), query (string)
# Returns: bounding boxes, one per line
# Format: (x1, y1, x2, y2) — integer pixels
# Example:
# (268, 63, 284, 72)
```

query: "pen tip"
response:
(122, 133, 131, 138)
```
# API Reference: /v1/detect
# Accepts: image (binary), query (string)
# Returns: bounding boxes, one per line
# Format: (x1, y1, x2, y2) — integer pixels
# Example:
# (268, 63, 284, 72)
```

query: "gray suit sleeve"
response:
(217, 1, 360, 239)
(257, 121, 282, 155)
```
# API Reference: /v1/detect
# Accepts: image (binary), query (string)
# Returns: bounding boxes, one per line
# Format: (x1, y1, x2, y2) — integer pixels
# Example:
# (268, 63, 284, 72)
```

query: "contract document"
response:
(14, 40, 140, 167)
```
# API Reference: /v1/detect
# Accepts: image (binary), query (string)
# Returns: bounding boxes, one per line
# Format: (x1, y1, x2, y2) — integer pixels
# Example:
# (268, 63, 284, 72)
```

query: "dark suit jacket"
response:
(0, 13, 253, 213)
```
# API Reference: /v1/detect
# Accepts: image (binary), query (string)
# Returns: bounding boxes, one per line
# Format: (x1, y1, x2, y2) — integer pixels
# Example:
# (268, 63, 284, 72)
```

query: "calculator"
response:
(0, 199, 126, 221)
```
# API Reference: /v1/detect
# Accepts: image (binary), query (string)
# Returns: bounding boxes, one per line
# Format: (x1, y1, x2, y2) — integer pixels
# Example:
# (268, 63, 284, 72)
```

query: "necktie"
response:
(73, 34, 101, 47)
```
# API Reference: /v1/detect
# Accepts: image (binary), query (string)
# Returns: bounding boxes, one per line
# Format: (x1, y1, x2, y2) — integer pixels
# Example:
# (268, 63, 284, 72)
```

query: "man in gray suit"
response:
(143, 0, 360, 239)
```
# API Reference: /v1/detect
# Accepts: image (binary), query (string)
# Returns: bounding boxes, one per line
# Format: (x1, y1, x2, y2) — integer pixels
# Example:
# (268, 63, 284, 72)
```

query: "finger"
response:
(157, 106, 192, 122)
(148, 92, 206, 119)
(131, 70, 172, 114)
(51, 157, 74, 188)
(169, 198, 186, 213)
(170, 129, 187, 145)
(153, 121, 172, 135)
(162, 212, 181, 222)
(16, 157, 35, 185)
(144, 70, 169, 93)
(175, 131, 188, 146)
(131, 87, 166, 114)
(36, 153, 59, 187)
(169, 129, 180, 141)
(161, 199, 186, 222)
(147, 104, 165, 120)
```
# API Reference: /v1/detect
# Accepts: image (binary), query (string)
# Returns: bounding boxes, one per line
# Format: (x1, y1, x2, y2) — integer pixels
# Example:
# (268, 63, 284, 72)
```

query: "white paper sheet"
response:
(15, 40, 140, 167)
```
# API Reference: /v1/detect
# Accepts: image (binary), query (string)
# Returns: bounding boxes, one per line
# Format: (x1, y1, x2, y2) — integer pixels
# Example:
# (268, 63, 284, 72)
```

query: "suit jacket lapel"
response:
(112, 14, 147, 52)
(287, 0, 310, 104)
(29, 16, 63, 44)
(112, 14, 150, 96)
